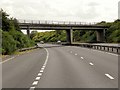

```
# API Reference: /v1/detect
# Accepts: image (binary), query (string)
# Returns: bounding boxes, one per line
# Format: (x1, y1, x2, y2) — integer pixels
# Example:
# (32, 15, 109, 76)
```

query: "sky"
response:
(0, 0, 120, 33)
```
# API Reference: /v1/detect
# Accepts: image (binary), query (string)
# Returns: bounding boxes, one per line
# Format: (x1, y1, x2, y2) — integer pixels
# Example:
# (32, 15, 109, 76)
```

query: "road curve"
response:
(36, 44, 118, 88)
(2, 44, 118, 89)
(2, 48, 47, 88)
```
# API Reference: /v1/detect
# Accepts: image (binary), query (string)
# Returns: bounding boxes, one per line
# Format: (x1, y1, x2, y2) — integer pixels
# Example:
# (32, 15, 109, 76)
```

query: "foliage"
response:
(2, 31, 16, 54)
(30, 31, 38, 39)
(33, 30, 66, 42)
(32, 19, 120, 43)
(1, 10, 35, 55)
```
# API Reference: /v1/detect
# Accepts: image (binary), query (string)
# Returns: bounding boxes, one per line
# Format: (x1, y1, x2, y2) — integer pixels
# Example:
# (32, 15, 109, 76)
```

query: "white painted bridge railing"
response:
(18, 19, 98, 25)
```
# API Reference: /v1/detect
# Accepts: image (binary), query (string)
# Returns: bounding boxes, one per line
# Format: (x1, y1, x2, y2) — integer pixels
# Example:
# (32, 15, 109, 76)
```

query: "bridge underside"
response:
(19, 23, 108, 44)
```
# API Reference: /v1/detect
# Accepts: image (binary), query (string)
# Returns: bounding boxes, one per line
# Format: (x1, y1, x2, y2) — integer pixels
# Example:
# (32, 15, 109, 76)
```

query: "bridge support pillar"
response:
(96, 30, 105, 42)
(66, 29, 73, 44)
(26, 26, 30, 37)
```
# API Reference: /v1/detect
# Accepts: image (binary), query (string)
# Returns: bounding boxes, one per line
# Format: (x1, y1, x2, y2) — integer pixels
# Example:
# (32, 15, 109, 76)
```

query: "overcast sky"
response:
(1, 0, 120, 22)
(1, 0, 120, 33)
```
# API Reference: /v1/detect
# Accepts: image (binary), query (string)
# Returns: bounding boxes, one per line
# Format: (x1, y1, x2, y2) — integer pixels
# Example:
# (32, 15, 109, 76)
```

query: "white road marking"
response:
(42, 66, 46, 68)
(32, 81, 39, 86)
(41, 67, 44, 70)
(93, 49, 118, 56)
(81, 57, 84, 59)
(35, 77, 41, 80)
(0, 57, 15, 64)
(89, 62, 94, 66)
(105, 74, 114, 80)
(105, 52, 118, 56)
(30, 48, 49, 89)
(44, 48, 49, 63)
(30, 87, 35, 89)
(75, 53, 78, 55)
(40, 70, 44, 73)
(38, 73, 42, 76)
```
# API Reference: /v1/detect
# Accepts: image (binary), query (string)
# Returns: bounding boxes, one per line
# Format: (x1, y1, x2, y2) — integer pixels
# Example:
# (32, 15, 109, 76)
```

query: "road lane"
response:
(2, 48, 47, 88)
(2, 44, 118, 88)
(36, 44, 118, 88)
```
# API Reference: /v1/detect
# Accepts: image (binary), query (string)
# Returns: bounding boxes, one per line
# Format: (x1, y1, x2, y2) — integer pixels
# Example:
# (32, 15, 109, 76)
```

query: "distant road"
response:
(2, 44, 118, 88)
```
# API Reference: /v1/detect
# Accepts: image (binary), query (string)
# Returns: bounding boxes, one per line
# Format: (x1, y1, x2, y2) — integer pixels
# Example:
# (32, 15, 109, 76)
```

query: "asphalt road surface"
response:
(2, 44, 118, 89)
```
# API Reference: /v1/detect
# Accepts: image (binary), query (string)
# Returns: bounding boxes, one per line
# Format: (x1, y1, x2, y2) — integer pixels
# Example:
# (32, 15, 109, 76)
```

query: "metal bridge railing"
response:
(18, 19, 98, 25)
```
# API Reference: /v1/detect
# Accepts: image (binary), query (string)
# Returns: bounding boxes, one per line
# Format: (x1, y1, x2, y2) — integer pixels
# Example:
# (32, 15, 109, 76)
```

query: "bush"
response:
(9, 30, 35, 49)
(2, 31, 16, 54)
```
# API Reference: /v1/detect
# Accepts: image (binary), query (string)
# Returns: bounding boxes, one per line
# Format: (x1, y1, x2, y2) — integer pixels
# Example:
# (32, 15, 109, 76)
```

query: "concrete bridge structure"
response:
(18, 20, 109, 44)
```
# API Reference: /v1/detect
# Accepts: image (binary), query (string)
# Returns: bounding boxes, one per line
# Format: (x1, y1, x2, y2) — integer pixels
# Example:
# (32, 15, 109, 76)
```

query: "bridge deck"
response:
(18, 20, 109, 30)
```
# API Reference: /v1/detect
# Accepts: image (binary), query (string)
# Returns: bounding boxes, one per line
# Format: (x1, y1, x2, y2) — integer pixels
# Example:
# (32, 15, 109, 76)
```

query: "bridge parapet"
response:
(18, 19, 98, 25)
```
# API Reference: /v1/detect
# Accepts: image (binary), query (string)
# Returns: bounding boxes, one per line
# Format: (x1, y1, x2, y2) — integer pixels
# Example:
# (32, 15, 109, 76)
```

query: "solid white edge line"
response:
(0, 57, 15, 64)
(44, 48, 49, 63)
(105, 74, 114, 80)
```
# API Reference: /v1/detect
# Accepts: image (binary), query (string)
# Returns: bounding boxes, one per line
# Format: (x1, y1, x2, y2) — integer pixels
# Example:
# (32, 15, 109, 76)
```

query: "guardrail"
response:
(18, 46, 38, 52)
(63, 43, 120, 54)
(18, 19, 98, 25)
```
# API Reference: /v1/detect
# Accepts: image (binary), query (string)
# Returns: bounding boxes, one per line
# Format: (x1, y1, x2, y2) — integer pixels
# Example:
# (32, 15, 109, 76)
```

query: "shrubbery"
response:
(33, 30, 66, 42)
(1, 10, 35, 55)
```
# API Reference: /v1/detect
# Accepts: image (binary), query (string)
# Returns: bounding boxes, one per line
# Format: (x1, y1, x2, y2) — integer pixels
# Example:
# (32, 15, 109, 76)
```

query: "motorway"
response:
(2, 44, 118, 89)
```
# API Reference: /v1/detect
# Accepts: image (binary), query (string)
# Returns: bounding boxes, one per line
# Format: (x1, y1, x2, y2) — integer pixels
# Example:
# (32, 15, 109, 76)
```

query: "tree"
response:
(1, 9, 10, 31)
(2, 31, 16, 54)
(30, 31, 38, 39)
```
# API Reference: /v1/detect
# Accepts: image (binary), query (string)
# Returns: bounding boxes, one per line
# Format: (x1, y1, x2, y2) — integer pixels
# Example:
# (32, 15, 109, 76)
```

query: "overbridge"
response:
(18, 20, 109, 44)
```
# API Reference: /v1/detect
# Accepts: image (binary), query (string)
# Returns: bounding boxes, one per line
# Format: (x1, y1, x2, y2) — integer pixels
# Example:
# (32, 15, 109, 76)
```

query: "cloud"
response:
(0, 0, 120, 22)
(87, 2, 99, 7)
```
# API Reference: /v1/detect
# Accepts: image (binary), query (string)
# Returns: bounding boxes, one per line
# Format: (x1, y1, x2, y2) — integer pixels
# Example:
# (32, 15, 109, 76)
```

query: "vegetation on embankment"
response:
(32, 30, 67, 42)
(32, 20, 120, 43)
(1, 10, 35, 55)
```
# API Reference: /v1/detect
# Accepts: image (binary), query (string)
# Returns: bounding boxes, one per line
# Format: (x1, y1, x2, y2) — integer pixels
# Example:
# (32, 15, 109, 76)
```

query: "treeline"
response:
(1, 10, 35, 55)
(32, 30, 66, 42)
(73, 20, 120, 43)
(32, 20, 120, 43)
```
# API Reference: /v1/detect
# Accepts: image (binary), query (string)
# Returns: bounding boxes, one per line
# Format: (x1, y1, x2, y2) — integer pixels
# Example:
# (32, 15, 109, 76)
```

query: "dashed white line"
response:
(30, 87, 35, 89)
(81, 57, 84, 59)
(35, 77, 41, 80)
(32, 81, 39, 86)
(75, 53, 78, 55)
(89, 62, 94, 66)
(40, 70, 44, 73)
(42, 66, 46, 68)
(30, 48, 49, 89)
(105, 74, 114, 80)
(38, 73, 42, 76)
(41, 67, 44, 70)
